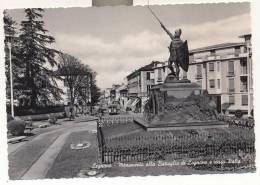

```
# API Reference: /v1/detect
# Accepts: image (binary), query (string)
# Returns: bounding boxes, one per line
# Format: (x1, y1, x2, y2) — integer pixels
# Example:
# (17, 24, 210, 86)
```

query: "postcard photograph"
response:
(3, 1, 255, 180)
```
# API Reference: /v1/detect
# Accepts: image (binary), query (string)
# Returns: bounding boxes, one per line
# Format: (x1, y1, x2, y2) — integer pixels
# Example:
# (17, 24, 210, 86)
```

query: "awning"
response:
(126, 99, 134, 108)
(142, 97, 149, 107)
(131, 98, 140, 108)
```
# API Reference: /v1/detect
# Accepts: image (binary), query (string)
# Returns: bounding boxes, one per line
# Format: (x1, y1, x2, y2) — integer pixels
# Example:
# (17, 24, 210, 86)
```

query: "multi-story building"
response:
(152, 34, 253, 116)
(126, 61, 163, 112)
(115, 84, 128, 109)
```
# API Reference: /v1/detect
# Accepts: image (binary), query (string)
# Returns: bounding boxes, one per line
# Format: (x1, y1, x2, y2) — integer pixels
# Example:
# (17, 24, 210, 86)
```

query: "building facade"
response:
(152, 34, 253, 116)
(126, 61, 163, 112)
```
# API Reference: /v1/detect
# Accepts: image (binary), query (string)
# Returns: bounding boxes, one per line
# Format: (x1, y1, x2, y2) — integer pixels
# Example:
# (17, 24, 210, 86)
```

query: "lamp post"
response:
(89, 73, 92, 115)
(7, 39, 14, 117)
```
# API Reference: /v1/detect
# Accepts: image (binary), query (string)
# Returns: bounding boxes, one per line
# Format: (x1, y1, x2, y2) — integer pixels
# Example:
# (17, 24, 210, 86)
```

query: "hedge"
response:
(6, 105, 65, 116)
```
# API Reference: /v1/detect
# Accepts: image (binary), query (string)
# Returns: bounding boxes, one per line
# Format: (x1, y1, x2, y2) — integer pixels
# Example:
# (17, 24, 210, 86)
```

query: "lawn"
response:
(46, 131, 98, 179)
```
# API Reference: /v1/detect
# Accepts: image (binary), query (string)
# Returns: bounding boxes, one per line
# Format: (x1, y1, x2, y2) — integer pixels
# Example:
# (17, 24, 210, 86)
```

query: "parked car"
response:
(108, 104, 119, 115)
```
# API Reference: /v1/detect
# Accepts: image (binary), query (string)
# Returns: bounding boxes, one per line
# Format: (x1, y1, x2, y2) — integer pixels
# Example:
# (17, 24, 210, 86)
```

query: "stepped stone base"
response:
(134, 117, 228, 131)
(137, 75, 228, 131)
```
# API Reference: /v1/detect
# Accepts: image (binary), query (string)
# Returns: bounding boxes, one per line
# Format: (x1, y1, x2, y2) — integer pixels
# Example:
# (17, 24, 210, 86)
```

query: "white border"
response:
(0, 0, 259, 185)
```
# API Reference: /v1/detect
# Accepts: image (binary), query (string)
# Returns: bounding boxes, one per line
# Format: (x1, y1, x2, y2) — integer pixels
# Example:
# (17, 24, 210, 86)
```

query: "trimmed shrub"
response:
(6, 105, 65, 116)
(7, 120, 26, 136)
(235, 109, 243, 118)
(7, 114, 14, 122)
(49, 114, 57, 124)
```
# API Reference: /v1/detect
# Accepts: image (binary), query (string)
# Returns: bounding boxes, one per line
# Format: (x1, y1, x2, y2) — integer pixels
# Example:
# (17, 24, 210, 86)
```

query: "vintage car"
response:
(108, 104, 119, 115)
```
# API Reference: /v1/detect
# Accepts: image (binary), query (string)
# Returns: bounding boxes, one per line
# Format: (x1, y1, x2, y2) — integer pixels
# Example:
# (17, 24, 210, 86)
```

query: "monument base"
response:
(134, 117, 228, 131)
(136, 77, 228, 131)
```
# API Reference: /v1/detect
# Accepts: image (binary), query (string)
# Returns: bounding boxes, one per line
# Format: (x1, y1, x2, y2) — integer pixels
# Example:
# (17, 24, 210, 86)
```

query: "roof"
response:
(239, 33, 252, 38)
(126, 61, 162, 79)
(190, 42, 244, 53)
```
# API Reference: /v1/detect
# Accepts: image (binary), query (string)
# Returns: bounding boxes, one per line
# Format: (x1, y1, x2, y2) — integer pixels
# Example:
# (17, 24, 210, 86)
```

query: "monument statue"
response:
(136, 5, 227, 130)
(160, 24, 189, 80)
(148, 6, 189, 80)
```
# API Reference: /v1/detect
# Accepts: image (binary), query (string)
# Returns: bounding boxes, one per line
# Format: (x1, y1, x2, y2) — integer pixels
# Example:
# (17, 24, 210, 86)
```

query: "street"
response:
(8, 117, 97, 180)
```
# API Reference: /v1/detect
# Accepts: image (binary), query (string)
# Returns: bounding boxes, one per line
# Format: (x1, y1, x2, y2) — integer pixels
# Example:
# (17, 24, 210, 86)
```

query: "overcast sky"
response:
(8, 2, 251, 89)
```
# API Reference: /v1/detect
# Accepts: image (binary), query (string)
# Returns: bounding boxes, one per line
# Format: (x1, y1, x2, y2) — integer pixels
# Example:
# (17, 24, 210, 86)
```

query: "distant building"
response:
(152, 34, 253, 116)
(126, 61, 163, 112)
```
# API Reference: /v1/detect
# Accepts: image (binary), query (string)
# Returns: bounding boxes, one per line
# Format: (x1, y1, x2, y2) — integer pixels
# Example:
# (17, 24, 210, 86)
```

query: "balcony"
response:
(195, 74, 203, 79)
(240, 69, 248, 76)
(239, 53, 248, 57)
(228, 88, 235, 93)
(146, 79, 155, 84)
(226, 71, 235, 77)
(157, 78, 163, 83)
(240, 87, 248, 92)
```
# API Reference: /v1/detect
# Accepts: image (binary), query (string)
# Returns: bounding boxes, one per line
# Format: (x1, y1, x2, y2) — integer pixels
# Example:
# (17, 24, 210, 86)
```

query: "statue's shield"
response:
(177, 40, 189, 72)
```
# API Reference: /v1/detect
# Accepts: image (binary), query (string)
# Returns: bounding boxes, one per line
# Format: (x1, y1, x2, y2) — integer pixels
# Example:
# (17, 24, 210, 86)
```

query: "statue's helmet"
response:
(174, 28, 182, 38)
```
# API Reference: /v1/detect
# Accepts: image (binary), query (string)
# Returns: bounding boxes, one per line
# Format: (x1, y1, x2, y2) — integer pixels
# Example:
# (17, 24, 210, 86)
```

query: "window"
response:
(235, 46, 240, 56)
(229, 95, 235, 105)
(209, 79, 215, 88)
(240, 76, 248, 92)
(189, 54, 194, 63)
(209, 63, 214, 72)
(227, 61, 235, 76)
(217, 62, 220, 72)
(228, 78, 235, 92)
(196, 64, 202, 78)
(210, 50, 216, 55)
(147, 85, 151, 93)
(158, 69, 162, 82)
(146, 72, 150, 80)
(242, 95, 248, 105)
(240, 60, 247, 75)
(217, 79, 220, 89)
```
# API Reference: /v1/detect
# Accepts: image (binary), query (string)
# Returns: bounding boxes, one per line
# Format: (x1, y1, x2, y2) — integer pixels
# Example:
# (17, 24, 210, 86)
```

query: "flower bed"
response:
(98, 126, 255, 170)
(218, 115, 254, 129)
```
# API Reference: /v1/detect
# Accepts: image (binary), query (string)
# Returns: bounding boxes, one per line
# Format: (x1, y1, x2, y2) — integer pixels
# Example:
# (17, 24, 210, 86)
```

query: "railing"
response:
(97, 115, 255, 164)
(98, 114, 143, 128)
(240, 69, 248, 75)
(228, 88, 235, 93)
(226, 71, 235, 77)
(240, 87, 248, 92)
(195, 74, 203, 79)
(157, 78, 163, 82)
(101, 136, 254, 164)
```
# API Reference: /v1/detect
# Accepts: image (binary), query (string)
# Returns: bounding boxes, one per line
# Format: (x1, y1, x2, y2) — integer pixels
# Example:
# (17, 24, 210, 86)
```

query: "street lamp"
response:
(6, 35, 15, 117)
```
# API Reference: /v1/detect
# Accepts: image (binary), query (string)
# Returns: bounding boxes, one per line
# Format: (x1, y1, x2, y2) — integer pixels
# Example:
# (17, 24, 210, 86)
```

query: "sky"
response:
(8, 2, 251, 89)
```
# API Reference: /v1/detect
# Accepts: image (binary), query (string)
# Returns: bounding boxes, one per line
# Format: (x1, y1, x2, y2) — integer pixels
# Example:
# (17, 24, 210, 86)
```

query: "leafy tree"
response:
(18, 8, 62, 107)
(57, 53, 93, 105)
(90, 75, 101, 106)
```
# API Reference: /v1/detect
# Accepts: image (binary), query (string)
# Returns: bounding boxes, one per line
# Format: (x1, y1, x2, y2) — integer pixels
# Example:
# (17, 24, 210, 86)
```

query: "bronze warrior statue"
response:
(147, 5, 189, 80)
(160, 23, 189, 80)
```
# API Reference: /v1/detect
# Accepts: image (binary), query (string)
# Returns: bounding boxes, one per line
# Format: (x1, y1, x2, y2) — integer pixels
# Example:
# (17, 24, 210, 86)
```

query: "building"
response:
(116, 84, 128, 109)
(126, 61, 163, 112)
(152, 34, 253, 116)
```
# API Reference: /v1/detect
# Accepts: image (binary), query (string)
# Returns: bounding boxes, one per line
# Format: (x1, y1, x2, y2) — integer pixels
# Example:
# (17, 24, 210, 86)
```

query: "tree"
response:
(19, 8, 62, 107)
(90, 75, 101, 106)
(57, 53, 93, 106)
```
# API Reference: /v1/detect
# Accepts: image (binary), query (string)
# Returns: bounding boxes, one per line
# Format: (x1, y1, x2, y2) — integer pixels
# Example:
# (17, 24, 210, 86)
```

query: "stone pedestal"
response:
(135, 76, 227, 131)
